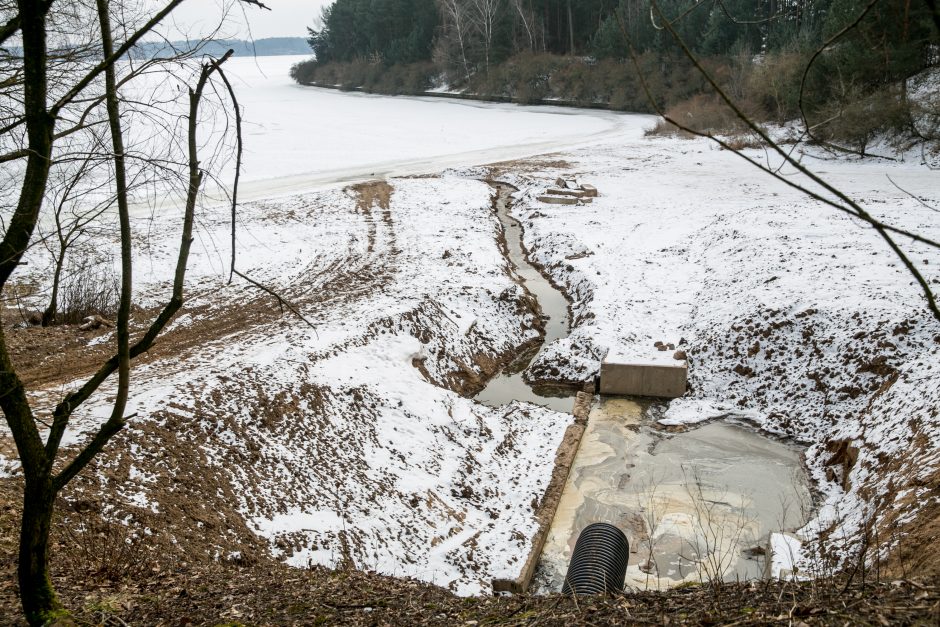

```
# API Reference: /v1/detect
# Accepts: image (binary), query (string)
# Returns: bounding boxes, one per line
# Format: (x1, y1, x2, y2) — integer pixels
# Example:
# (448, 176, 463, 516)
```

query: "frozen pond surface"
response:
(535, 398, 811, 591)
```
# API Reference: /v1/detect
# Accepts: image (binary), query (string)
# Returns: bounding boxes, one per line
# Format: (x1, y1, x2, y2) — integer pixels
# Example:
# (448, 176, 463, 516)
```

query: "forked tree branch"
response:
(0, 13, 20, 47)
(232, 268, 318, 332)
(50, 51, 236, 485)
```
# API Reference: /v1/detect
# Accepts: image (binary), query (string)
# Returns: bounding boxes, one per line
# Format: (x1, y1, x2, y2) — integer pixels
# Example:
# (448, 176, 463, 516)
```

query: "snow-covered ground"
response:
(491, 135, 940, 570)
(3, 54, 938, 591)
(10, 176, 572, 594)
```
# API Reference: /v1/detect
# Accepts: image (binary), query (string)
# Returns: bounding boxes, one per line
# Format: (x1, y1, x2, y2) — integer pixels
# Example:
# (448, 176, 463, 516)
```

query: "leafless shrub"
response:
(56, 257, 119, 326)
(54, 503, 153, 583)
(647, 94, 759, 137)
(814, 84, 914, 157)
(680, 466, 756, 595)
(632, 475, 667, 590)
(722, 133, 766, 151)
(746, 52, 807, 123)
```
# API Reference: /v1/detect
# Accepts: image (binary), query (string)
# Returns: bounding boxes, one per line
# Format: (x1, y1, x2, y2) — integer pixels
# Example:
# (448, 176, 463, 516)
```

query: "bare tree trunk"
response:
(3, 4, 58, 623)
(0, 0, 53, 289)
(40, 251, 64, 326)
(511, 0, 534, 51)
(567, 0, 574, 54)
(96, 0, 132, 424)
(442, 0, 472, 83)
(18, 476, 58, 625)
(470, 0, 498, 73)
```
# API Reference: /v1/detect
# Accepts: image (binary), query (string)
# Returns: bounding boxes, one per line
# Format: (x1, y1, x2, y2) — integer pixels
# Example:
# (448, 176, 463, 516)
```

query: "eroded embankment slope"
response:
(2, 176, 573, 594)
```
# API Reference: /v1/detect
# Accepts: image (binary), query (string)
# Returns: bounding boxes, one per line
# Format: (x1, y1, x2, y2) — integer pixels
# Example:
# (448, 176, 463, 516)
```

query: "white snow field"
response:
(3, 54, 938, 591)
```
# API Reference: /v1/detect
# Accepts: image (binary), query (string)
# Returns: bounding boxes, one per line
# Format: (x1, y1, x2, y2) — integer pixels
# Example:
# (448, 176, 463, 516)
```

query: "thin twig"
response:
(886, 174, 940, 213)
(796, 0, 885, 155)
(215, 66, 243, 284)
(233, 269, 319, 336)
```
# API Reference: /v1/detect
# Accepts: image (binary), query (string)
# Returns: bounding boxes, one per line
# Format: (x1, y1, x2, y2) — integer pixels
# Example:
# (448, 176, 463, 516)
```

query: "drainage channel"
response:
(476, 181, 812, 593)
(475, 182, 575, 413)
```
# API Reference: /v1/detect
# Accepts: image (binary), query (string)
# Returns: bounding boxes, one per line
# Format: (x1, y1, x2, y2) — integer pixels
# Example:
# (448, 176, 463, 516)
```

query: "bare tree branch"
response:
(621, 2, 940, 321)
(49, 51, 233, 487)
(0, 13, 20, 47)
(233, 268, 319, 333)
(886, 174, 940, 213)
(797, 0, 882, 153)
(216, 66, 242, 284)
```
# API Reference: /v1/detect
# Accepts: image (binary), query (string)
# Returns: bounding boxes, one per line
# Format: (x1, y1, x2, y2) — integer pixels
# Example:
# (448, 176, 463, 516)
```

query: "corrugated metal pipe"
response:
(561, 522, 629, 595)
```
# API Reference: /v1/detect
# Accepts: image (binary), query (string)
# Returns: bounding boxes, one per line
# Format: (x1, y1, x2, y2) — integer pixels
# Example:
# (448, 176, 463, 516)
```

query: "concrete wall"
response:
(599, 360, 687, 398)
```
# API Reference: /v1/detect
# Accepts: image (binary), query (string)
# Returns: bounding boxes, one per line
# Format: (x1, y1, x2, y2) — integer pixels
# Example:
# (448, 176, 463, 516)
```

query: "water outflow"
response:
(475, 183, 574, 413)
(562, 522, 630, 595)
(535, 397, 812, 592)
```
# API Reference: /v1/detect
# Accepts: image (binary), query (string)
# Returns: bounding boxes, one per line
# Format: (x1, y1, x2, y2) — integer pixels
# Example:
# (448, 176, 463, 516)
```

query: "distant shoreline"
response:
(296, 80, 620, 112)
(131, 37, 311, 59)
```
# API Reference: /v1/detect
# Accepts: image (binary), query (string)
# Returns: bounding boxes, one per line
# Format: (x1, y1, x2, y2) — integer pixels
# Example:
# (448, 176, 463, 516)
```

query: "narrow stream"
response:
(474, 182, 575, 413)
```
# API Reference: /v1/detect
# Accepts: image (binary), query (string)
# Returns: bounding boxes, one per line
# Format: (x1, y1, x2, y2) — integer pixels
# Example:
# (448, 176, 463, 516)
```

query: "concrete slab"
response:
(537, 194, 579, 205)
(546, 188, 589, 197)
(599, 356, 687, 398)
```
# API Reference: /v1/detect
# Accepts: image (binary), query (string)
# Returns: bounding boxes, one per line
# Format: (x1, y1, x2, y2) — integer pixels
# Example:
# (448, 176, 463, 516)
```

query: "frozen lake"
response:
(219, 55, 652, 198)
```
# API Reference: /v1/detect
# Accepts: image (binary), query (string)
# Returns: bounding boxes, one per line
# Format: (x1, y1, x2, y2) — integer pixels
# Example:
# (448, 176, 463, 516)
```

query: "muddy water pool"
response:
(534, 397, 811, 591)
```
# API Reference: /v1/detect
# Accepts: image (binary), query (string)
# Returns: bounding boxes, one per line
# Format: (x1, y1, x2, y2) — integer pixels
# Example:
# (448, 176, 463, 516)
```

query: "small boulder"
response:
(79, 315, 114, 331)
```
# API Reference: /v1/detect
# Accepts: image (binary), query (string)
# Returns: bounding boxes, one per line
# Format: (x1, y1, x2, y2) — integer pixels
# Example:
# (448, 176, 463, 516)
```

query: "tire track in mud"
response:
(147, 181, 403, 377)
(8, 181, 403, 394)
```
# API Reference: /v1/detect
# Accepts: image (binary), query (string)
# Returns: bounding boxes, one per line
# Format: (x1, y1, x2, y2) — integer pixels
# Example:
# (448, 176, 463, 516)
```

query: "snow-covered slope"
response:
(3, 51, 937, 587)
(6, 177, 572, 594)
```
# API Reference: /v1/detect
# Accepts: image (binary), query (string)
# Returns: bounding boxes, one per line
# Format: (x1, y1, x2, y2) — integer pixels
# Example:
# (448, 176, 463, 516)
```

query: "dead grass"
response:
(348, 180, 393, 213)
(488, 156, 573, 178)
(0, 493, 938, 627)
(644, 94, 770, 148)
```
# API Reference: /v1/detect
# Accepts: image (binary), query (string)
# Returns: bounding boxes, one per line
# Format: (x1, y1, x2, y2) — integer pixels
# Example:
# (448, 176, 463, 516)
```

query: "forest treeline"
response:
(291, 0, 940, 150)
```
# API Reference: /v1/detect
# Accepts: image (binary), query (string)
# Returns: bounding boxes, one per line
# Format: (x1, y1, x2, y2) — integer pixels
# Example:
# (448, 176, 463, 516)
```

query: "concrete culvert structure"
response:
(561, 522, 629, 595)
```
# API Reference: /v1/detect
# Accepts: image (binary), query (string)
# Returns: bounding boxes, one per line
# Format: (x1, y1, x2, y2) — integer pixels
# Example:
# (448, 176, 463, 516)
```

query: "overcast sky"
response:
(161, 0, 334, 40)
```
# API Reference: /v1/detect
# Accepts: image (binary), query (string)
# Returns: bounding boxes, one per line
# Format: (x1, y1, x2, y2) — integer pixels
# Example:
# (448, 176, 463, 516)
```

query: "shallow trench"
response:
(474, 182, 576, 412)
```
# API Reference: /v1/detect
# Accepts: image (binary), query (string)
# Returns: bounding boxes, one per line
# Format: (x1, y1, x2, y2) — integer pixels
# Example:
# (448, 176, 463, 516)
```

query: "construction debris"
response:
(78, 315, 114, 331)
(539, 178, 598, 205)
